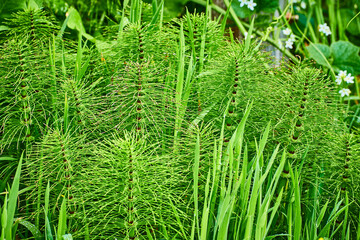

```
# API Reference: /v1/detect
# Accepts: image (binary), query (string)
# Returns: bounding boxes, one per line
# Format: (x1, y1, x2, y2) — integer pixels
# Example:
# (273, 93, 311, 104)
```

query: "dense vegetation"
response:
(0, 0, 359, 239)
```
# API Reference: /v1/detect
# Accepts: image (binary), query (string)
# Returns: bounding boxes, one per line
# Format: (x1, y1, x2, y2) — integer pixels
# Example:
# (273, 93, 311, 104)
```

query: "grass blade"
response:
(5, 152, 23, 240)
(57, 196, 67, 240)
(16, 218, 42, 239)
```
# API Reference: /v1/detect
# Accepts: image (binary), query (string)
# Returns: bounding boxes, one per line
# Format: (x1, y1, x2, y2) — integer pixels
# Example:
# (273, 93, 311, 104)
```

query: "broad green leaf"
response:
(27, 0, 40, 10)
(82, 32, 94, 41)
(256, 0, 279, 13)
(344, 96, 360, 101)
(341, 8, 360, 35)
(163, 0, 188, 19)
(245, 17, 255, 52)
(331, 40, 360, 75)
(231, 1, 253, 18)
(0, 0, 27, 19)
(306, 43, 331, 67)
(66, 7, 85, 33)
(66, 7, 94, 40)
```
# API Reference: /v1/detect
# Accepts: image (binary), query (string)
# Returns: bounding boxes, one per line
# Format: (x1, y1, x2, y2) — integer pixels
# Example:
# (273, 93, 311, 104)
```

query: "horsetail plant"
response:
(199, 41, 273, 145)
(268, 65, 343, 198)
(0, 37, 52, 152)
(74, 132, 184, 239)
(1, 0, 359, 238)
(25, 122, 88, 234)
(0, 7, 59, 155)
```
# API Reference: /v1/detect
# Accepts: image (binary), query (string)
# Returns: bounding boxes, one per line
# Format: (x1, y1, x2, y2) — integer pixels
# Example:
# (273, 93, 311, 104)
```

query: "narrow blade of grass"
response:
(5, 152, 23, 240)
(57, 196, 67, 240)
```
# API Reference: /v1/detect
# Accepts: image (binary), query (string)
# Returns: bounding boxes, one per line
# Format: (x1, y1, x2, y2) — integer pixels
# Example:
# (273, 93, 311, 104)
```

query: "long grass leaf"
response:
(318, 202, 349, 237)
(220, 0, 232, 35)
(194, 132, 200, 238)
(57, 196, 67, 240)
(244, 16, 255, 52)
(173, 23, 186, 149)
(118, 0, 130, 35)
(5, 152, 23, 240)
(186, 10, 196, 60)
(1, 194, 7, 240)
(149, 0, 164, 29)
(16, 218, 42, 239)
(168, 198, 187, 238)
(200, 169, 211, 240)
(44, 208, 53, 240)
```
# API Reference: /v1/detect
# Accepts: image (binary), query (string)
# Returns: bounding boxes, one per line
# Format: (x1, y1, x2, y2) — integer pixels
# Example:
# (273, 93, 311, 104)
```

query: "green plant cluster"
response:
(197, 0, 360, 128)
(0, 0, 360, 239)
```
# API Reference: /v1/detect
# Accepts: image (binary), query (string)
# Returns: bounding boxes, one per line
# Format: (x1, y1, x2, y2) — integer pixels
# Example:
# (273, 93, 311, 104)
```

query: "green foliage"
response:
(66, 7, 94, 40)
(97, 23, 178, 146)
(0, 0, 28, 21)
(306, 43, 331, 67)
(0, 1, 359, 239)
(199, 41, 273, 143)
(73, 132, 185, 239)
(0, 38, 53, 150)
(0, 154, 72, 240)
(268, 65, 341, 162)
(2, 153, 23, 240)
(231, 0, 279, 18)
(163, 0, 188, 18)
(331, 41, 360, 76)
(325, 128, 360, 198)
(307, 41, 360, 76)
(4, 8, 58, 41)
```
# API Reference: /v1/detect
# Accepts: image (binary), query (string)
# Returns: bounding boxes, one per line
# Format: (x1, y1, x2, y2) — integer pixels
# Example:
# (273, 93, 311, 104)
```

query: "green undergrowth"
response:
(0, 1, 359, 239)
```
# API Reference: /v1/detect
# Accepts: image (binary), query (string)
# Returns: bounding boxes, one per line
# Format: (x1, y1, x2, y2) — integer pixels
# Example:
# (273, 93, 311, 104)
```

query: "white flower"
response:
(278, 39, 283, 49)
(335, 70, 351, 85)
(324, 28, 331, 36)
(238, 0, 257, 11)
(289, 33, 296, 41)
(247, 0, 257, 11)
(285, 38, 294, 49)
(283, 28, 291, 36)
(335, 76, 342, 85)
(239, 0, 248, 7)
(244, 32, 254, 39)
(338, 70, 347, 79)
(318, 23, 327, 32)
(319, 23, 331, 36)
(344, 73, 355, 84)
(300, 1, 306, 9)
(339, 88, 351, 97)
